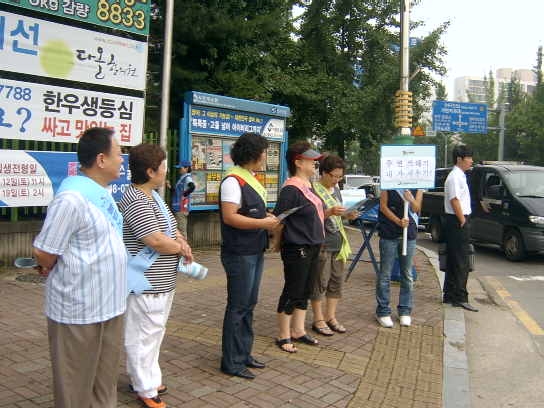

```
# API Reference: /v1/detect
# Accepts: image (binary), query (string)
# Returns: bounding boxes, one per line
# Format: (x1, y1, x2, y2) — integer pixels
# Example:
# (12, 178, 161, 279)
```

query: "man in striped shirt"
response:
(33, 128, 128, 408)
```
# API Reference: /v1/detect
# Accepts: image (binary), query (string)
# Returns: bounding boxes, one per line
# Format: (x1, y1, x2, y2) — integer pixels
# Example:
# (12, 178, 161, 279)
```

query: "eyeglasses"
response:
(326, 172, 344, 179)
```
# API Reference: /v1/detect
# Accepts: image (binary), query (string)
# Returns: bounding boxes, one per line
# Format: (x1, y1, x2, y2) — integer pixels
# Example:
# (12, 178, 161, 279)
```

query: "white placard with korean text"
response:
(380, 144, 436, 190)
(0, 10, 148, 91)
(0, 78, 144, 145)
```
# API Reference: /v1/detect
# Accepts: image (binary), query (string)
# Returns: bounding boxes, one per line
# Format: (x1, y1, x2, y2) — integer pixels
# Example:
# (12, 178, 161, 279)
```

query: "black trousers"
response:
(444, 215, 471, 303)
(277, 244, 321, 314)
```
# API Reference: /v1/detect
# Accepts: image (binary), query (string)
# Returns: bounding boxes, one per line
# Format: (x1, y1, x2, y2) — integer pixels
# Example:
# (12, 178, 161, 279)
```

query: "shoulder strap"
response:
(224, 166, 267, 203)
(283, 177, 325, 235)
(152, 190, 174, 238)
(126, 190, 174, 295)
(56, 176, 123, 236)
(312, 181, 351, 262)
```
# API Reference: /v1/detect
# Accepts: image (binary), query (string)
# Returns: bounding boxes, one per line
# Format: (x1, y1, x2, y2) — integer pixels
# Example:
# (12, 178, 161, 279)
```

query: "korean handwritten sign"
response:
(0, 11, 148, 90)
(0, 150, 130, 207)
(190, 106, 285, 140)
(0, 78, 144, 145)
(432, 100, 488, 134)
(0, 0, 151, 35)
(380, 145, 436, 190)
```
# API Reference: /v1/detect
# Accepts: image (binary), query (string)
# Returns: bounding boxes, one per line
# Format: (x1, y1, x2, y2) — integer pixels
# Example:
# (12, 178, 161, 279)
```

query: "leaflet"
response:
(345, 199, 368, 213)
(277, 205, 305, 221)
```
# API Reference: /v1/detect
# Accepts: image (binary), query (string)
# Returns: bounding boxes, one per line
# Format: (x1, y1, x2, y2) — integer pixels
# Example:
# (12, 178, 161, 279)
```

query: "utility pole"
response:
(159, 0, 174, 197)
(441, 132, 449, 167)
(394, 0, 413, 256)
(498, 103, 506, 160)
(393, 0, 413, 145)
(488, 104, 507, 161)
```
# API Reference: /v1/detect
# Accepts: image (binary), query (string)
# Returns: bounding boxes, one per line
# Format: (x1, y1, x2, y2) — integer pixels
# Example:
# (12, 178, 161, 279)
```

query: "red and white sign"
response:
(0, 78, 144, 146)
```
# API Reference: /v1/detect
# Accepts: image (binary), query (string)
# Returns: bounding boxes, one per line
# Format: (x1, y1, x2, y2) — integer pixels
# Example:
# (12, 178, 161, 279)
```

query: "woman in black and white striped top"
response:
(119, 143, 192, 408)
(121, 185, 179, 293)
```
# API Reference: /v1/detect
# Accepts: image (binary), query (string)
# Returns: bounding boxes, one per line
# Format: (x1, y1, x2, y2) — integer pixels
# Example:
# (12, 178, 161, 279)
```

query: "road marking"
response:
(509, 275, 544, 282)
(486, 276, 544, 336)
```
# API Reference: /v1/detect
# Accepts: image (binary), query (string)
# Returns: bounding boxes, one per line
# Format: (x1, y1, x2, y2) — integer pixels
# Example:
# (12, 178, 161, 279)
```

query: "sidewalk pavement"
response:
(0, 228, 444, 408)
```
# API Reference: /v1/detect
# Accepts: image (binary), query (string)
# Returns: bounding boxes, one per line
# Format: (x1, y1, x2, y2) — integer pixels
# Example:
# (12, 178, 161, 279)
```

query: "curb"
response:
(417, 245, 471, 408)
(476, 276, 510, 310)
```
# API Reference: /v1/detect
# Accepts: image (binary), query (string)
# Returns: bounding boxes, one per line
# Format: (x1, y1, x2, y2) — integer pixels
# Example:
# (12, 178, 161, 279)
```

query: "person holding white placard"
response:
(376, 189, 423, 328)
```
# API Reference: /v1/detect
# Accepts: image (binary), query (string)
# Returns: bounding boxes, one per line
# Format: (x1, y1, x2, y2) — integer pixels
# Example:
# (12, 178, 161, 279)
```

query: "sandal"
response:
(327, 319, 347, 333)
(276, 338, 297, 353)
(312, 320, 334, 336)
(292, 333, 319, 345)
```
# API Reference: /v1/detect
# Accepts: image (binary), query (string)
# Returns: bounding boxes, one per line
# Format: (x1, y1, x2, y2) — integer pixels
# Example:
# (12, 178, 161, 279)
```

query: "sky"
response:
(411, 0, 544, 97)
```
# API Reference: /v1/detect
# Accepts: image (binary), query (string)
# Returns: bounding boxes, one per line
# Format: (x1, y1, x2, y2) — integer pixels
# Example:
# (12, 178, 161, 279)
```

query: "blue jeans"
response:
(220, 252, 263, 373)
(376, 238, 416, 317)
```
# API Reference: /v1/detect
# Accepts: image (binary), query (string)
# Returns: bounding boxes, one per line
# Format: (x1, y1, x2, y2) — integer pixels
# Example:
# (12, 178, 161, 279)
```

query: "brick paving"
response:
(0, 228, 443, 407)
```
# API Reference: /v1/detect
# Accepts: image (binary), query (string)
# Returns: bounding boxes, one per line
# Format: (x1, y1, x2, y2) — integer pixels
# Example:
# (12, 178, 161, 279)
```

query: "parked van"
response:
(421, 163, 544, 261)
(342, 174, 374, 190)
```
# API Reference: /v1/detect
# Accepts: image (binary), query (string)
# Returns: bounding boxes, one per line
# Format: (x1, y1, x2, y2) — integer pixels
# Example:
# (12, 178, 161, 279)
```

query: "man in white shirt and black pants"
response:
(443, 145, 478, 312)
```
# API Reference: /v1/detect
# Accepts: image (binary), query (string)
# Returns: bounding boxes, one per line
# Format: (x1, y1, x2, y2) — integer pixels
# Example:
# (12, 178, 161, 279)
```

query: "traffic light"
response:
(394, 90, 413, 129)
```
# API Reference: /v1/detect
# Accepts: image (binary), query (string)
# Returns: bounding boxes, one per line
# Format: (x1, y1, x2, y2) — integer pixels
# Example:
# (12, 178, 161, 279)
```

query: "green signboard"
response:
(0, 0, 151, 35)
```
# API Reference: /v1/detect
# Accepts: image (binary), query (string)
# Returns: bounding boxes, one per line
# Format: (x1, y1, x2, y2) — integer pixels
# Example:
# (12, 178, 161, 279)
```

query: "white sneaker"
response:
(376, 315, 394, 328)
(400, 315, 412, 327)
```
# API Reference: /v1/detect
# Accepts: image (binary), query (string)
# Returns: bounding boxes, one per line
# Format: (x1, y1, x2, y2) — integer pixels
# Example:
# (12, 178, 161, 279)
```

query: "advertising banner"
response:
(190, 91, 291, 118)
(0, 10, 148, 90)
(181, 91, 289, 211)
(0, 0, 151, 35)
(0, 77, 144, 145)
(190, 106, 285, 140)
(380, 145, 436, 190)
(0, 150, 130, 207)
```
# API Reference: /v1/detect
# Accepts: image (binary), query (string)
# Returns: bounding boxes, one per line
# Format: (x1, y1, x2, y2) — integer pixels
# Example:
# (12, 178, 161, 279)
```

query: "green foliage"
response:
(504, 48, 544, 165)
(146, 0, 448, 173)
(466, 47, 544, 166)
(435, 82, 447, 100)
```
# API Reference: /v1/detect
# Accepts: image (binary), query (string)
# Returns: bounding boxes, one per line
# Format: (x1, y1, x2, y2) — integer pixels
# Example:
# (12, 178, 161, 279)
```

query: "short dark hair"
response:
(286, 141, 311, 176)
(77, 127, 114, 169)
(230, 132, 269, 166)
(452, 145, 473, 164)
(319, 154, 345, 175)
(129, 143, 166, 184)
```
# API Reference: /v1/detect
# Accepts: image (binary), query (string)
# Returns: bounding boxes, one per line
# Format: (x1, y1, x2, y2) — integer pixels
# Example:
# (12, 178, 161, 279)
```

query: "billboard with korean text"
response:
(0, 150, 130, 207)
(190, 106, 285, 141)
(0, 0, 151, 35)
(0, 10, 148, 90)
(0, 78, 144, 145)
(181, 92, 290, 211)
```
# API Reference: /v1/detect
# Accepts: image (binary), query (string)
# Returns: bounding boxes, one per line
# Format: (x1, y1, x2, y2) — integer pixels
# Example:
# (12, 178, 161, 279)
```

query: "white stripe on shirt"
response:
(34, 191, 127, 324)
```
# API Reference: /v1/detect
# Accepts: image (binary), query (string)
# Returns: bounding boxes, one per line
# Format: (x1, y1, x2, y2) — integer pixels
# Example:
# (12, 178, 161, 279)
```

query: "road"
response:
(417, 232, 544, 407)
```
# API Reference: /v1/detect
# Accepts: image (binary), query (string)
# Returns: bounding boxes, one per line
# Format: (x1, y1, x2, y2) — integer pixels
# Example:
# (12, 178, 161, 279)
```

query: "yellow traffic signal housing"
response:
(393, 90, 413, 128)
